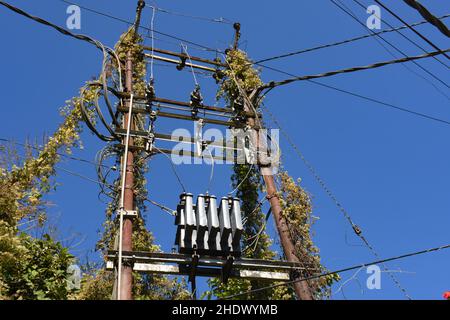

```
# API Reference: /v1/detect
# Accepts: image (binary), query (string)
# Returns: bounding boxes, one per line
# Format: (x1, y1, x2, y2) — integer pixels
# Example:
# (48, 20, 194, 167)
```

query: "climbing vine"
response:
(207, 48, 338, 300)
(278, 171, 340, 299)
(78, 27, 190, 300)
(206, 49, 291, 300)
(0, 81, 98, 299)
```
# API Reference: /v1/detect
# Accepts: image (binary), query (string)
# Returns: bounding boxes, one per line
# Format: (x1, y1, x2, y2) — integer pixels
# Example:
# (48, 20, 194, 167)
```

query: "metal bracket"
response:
(118, 209, 138, 219)
(176, 55, 187, 70)
(221, 255, 235, 284)
(188, 252, 200, 283)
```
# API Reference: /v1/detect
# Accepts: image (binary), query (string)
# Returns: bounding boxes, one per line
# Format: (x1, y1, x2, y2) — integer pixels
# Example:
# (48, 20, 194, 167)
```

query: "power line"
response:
(263, 48, 450, 89)
(261, 105, 413, 299)
(0, 138, 111, 168)
(373, 0, 450, 60)
(253, 14, 450, 64)
(307, 79, 450, 125)
(56, 165, 107, 186)
(258, 63, 450, 126)
(330, 0, 449, 97)
(145, 4, 233, 25)
(56, 164, 176, 216)
(221, 242, 450, 299)
(402, 0, 450, 37)
(349, 0, 449, 70)
(0, 1, 109, 53)
(58, 0, 223, 53)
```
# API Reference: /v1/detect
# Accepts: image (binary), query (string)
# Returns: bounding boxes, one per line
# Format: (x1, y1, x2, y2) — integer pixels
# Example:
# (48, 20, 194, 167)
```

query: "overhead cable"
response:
(373, 0, 450, 60)
(145, 4, 232, 25)
(58, 0, 223, 53)
(348, 0, 449, 70)
(402, 0, 450, 37)
(221, 243, 450, 299)
(253, 14, 450, 64)
(263, 48, 450, 89)
(261, 105, 414, 298)
(331, 0, 449, 95)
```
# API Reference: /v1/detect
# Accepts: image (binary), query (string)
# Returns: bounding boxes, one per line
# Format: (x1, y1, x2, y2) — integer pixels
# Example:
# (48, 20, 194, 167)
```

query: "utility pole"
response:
(244, 97, 314, 300)
(116, 0, 145, 301)
(117, 51, 135, 301)
(261, 174, 314, 300)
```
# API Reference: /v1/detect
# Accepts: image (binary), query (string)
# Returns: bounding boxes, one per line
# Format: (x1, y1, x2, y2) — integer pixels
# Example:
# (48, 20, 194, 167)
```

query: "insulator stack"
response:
(175, 193, 243, 257)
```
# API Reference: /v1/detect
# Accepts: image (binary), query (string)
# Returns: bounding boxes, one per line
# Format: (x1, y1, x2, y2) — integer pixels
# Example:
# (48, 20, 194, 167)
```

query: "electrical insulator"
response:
(229, 197, 243, 250)
(196, 194, 208, 250)
(183, 193, 196, 243)
(174, 193, 243, 256)
(174, 198, 185, 249)
(219, 197, 232, 252)
(206, 195, 220, 251)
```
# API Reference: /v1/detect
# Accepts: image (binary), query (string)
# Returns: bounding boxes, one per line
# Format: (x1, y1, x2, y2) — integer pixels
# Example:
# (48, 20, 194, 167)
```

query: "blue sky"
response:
(1, 0, 449, 300)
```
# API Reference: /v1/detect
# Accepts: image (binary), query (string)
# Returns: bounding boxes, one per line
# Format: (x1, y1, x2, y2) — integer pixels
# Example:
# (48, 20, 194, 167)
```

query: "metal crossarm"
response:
(106, 250, 317, 282)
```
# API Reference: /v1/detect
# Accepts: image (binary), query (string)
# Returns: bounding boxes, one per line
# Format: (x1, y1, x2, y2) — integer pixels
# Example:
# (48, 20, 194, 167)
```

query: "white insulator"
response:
(230, 197, 243, 248)
(219, 197, 232, 250)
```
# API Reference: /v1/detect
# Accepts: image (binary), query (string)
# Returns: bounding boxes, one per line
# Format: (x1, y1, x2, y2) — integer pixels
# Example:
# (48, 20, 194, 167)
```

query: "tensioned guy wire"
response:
(261, 105, 413, 299)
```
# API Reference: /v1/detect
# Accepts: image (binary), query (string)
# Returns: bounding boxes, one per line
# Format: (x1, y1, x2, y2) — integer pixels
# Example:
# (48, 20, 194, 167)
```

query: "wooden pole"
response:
(119, 50, 135, 300)
(245, 98, 314, 300)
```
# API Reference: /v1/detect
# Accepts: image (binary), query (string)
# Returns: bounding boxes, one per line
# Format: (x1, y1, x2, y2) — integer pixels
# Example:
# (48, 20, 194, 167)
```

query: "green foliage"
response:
(0, 84, 97, 228)
(0, 79, 96, 300)
(0, 222, 73, 300)
(278, 171, 340, 299)
(89, 28, 190, 300)
(206, 49, 293, 300)
(209, 49, 338, 300)
(216, 49, 263, 102)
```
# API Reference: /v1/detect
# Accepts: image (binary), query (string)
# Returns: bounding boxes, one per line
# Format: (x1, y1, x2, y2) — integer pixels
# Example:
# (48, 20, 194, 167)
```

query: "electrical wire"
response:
(373, 0, 450, 60)
(331, 0, 450, 93)
(263, 48, 450, 89)
(55, 164, 175, 218)
(151, 145, 187, 192)
(243, 207, 272, 253)
(0, 138, 111, 169)
(0, 1, 118, 56)
(56, 0, 450, 105)
(202, 146, 215, 194)
(0, 1, 125, 142)
(145, 4, 233, 25)
(57, 0, 224, 54)
(55, 165, 108, 186)
(145, 198, 177, 216)
(148, 4, 156, 80)
(402, 0, 450, 37)
(221, 242, 450, 299)
(261, 105, 413, 299)
(181, 43, 199, 86)
(229, 164, 255, 195)
(253, 14, 450, 64)
(258, 63, 450, 126)
(348, 0, 449, 70)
